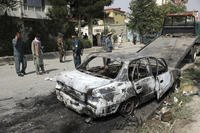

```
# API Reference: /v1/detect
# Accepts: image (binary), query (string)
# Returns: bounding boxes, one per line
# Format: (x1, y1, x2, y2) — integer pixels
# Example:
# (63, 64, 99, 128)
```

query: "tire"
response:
(119, 98, 135, 115)
(190, 47, 197, 62)
(171, 79, 180, 93)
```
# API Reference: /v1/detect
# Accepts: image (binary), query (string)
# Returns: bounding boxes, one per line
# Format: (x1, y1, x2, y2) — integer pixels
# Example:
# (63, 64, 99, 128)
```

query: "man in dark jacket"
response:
(105, 32, 113, 52)
(72, 35, 83, 68)
(12, 32, 27, 77)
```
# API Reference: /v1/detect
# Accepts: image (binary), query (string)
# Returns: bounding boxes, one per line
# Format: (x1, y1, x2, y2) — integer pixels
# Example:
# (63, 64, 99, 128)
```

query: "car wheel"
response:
(190, 47, 197, 62)
(171, 79, 180, 93)
(119, 98, 135, 115)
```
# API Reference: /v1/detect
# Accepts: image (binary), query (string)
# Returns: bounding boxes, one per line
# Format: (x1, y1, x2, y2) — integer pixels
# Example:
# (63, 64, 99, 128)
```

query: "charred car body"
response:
(55, 52, 180, 117)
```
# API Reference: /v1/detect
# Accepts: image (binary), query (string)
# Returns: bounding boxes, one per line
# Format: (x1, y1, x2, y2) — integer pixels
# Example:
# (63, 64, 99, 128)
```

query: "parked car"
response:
(55, 52, 180, 117)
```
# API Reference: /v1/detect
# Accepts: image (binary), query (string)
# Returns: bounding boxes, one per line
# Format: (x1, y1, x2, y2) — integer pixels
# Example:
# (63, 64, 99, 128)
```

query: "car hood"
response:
(56, 70, 111, 93)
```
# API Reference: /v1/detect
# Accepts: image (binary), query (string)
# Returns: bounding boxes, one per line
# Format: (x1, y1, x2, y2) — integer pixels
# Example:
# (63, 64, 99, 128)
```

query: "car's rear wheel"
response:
(119, 98, 135, 115)
(190, 47, 197, 62)
(171, 79, 180, 92)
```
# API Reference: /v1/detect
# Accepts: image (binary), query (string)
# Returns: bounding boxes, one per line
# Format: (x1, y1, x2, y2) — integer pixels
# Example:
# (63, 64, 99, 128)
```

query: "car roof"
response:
(88, 52, 149, 62)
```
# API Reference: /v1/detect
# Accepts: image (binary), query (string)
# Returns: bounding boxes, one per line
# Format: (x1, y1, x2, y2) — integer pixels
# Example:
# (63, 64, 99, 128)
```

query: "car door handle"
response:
(160, 80, 163, 83)
(136, 86, 142, 90)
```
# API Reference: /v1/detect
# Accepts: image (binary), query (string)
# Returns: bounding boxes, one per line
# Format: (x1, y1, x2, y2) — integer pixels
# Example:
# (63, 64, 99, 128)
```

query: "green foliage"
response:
(128, 0, 186, 42)
(65, 39, 73, 50)
(80, 39, 92, 48)
(158, 2, 186, 28)
(0, 14, 19, 56)
(65, 38, 92, 50)
(70, 0, 113, 20)
(112, 34, 118, 43)
(23, 20, 57, 53)
(47, 0, 74, 36)
(129, 0, 159, 36)
(70, 0, 113, 43)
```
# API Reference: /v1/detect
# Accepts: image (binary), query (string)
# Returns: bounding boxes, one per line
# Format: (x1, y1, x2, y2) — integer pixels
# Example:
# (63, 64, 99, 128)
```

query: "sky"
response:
(186, 0, 200, 12)
(108, 0, 131, 12)
(109, 0, 200, 13)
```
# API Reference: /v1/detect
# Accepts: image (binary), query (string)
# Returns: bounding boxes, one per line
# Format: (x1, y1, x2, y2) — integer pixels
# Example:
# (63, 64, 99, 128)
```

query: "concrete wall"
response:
(6, 0, 51, 19)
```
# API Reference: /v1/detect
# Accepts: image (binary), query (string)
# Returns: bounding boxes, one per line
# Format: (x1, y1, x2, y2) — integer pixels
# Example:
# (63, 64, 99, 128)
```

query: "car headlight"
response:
(56, 81, 64, 90)
(55, 83, 62, 90)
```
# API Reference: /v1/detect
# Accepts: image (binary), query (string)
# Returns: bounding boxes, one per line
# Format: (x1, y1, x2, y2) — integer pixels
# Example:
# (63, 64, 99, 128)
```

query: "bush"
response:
(112, 34, 118, 43)
(65, 39, 73, 50)
(65, 38, 92, 50)
(80, 39, 92, 48)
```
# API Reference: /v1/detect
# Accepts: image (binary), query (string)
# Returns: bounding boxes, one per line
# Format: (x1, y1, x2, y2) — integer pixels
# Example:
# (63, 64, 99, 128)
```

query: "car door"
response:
(129, 58, 156, 103)
(154, 58, 172, 99)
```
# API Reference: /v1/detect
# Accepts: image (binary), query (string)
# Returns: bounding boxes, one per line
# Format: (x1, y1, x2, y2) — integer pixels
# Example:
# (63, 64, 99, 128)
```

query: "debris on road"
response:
(182, 85, 199, 96)
(45, 77, 56, 81)
(173, 97, 178, 103)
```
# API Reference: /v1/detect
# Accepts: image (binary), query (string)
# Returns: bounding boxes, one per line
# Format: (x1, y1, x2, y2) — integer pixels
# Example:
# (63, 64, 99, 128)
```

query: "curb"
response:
(0, 44, 144, 65)
(0, 47, 104, 64)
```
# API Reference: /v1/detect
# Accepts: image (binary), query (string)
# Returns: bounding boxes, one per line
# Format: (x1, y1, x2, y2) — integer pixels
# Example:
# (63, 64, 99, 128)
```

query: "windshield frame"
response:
(78, 55, 124, 79)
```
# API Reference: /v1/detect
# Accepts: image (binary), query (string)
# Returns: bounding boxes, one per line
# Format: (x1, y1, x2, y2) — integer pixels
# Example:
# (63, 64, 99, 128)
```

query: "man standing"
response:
(72, 35, 83, 68)
(57, 33, 65, 63)
(31, 34, 46, 75)
(105, 32, 113, 52)
(104, 32, 113, 66)
(12, 32, 27, 77)
(133, 33, 137, 45)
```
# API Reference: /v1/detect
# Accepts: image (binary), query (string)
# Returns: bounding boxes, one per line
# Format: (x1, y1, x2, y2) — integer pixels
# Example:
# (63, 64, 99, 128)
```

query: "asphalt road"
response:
(0, 43, 196, 133)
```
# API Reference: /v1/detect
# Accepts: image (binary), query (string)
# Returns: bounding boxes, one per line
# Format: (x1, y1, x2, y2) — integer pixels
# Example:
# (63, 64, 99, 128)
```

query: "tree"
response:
(0, 0, 19, 56)
(47, 0, 73, 36)
(159, 2, 186, 17)
(129, 0, 160, 43)
(128, 0, 186, 43)
(47, 0, 112, 45)
(69, 0, 113, 44)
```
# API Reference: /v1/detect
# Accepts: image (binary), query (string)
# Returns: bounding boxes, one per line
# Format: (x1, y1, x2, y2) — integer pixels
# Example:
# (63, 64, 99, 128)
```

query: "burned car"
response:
(55, 52, 180, 117)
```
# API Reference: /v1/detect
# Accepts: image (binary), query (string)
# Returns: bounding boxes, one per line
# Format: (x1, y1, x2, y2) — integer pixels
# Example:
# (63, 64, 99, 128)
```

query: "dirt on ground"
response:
(0, 91, 166, 133)
(0, 92, 139, 133)
(0, 47, 200, 133)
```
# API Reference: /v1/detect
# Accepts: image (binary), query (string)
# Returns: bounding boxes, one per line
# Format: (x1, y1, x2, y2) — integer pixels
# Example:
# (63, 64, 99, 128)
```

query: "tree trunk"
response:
(88, 17, 93, 46)
(78, 14, 81, 38)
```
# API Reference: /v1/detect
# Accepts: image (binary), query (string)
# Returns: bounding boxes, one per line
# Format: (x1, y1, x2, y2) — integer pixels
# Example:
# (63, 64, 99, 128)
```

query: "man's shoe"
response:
(42, 71, 47, 74)
(18, 73, 24, 77)
(36, 72, 42, 75)
(21, 71, 26, 75)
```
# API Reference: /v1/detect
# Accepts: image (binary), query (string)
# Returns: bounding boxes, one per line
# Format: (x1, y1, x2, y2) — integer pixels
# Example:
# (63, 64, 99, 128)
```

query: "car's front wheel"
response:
(119, 98, 136, 115)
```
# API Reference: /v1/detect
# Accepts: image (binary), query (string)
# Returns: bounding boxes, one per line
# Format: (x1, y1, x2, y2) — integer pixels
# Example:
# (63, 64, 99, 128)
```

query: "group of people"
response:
(12, 32, 46, 76)
(12, 32, 85, 77)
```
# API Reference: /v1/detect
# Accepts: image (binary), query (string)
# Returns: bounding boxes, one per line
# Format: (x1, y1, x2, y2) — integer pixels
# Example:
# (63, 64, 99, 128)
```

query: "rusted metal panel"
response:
(138, 36, 197, 68)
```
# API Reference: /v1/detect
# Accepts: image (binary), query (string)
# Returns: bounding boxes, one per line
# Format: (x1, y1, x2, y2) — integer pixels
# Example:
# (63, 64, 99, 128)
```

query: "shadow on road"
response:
(26, 68, 58, 75)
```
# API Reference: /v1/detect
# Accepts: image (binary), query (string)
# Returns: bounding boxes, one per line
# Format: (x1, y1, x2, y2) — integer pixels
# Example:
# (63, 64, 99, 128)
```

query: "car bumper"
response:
(56, 90, 96, 116)
(56, 90, 119, 117)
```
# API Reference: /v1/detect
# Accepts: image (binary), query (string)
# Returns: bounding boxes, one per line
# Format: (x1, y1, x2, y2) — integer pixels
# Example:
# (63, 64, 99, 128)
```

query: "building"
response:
(5, 0, 50, 20)
(1, 0, 51, 41)
(81, 8, 128, 42)
(104, 8, 126, 25)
